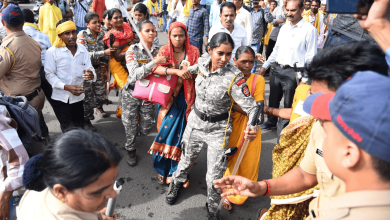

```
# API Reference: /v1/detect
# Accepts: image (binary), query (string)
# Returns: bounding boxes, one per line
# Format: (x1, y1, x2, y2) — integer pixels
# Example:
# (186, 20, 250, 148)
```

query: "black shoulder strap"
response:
(78, 1, 88, 13)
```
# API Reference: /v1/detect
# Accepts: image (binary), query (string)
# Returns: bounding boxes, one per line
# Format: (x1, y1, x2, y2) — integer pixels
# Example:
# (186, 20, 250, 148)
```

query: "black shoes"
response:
(206, 203, 221, 220)
(166, 181, 182, 205)
(127, 150, 137, 166)
(84, 119, 97, 132)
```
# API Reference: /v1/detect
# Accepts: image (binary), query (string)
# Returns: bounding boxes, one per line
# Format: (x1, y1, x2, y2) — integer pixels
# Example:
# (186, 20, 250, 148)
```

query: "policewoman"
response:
(165, 32, 259, 220)
(123, 19, 165, 166)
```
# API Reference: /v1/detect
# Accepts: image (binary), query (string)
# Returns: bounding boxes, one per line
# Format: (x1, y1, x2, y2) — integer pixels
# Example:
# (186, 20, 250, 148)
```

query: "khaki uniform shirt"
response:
(307, 190, 390, 220)
(300, 121, 346, 217)
(0, 31, 42, 96)
(17, 188, 100, 220)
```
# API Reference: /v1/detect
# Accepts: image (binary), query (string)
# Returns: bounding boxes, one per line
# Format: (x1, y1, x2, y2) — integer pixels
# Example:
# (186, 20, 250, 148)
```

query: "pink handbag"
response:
(132, 73, 178, 107)
(132, 53, 189, 107)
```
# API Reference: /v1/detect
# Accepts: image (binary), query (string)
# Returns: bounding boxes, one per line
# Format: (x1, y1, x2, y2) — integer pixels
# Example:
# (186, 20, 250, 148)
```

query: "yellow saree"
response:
(263, 85, 320, 220)
(39, 2, 62, 44)
(224, 74, 265, 205)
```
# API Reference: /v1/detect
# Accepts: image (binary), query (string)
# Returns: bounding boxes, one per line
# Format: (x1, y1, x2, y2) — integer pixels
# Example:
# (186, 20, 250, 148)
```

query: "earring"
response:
(62, 199, 65, 204)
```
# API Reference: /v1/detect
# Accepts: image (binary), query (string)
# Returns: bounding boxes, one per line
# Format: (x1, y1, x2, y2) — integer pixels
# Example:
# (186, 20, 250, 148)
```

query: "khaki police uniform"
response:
(0, 31, 44, 114)
(307, 190, 390, 220)
(300, 121, 346, 218)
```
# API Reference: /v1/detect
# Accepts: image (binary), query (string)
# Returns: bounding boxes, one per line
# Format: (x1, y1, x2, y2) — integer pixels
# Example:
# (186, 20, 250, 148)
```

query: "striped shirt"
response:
(70, 0, 93, 27)
(0, 105, 29, 195)
(23, 26, 52, 66)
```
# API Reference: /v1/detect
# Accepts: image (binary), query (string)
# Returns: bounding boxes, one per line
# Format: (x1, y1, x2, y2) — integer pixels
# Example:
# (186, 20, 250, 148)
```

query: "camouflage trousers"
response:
(172, 110, 232, 214)
(83, 66, 104, 119)
(122, 87, 155, 152)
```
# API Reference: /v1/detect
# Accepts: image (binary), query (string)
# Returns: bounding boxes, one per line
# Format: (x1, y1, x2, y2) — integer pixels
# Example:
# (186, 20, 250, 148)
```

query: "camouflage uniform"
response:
(171, 54, 258, 214)
(77, 29, 107, 119)
(123, 43, 159, 151)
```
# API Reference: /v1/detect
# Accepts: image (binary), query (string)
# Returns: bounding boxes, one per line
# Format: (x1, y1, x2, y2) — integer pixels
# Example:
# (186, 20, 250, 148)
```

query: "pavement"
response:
(19, 2, 279, 219)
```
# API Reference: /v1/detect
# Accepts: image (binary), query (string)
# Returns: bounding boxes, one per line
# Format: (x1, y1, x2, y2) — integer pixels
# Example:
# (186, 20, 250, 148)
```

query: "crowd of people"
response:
(0, 0, 389, 219)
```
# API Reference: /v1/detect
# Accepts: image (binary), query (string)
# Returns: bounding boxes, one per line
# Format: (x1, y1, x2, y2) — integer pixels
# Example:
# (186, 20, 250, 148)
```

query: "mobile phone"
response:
(326, 0, 373, 14)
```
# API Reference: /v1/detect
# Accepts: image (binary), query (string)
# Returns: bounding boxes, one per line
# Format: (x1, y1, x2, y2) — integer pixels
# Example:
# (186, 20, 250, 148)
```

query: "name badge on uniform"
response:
(87, 40, 96, 44)
(138, 59, 148, 63)
(198, 69, 206, 79)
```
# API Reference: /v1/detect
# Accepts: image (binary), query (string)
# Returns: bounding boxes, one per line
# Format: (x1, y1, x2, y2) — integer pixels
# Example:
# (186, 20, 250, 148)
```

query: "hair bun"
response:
(23, 154, 46, 191)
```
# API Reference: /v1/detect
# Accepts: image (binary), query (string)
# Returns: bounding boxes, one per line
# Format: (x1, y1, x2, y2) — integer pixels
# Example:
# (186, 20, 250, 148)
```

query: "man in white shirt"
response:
(170, 0, 188, 25)
(232, 0, 252, 44)
(45, 20, 96, 132)
(259, 0, 317, 134)
(303, 0, 324, 49)
(208, 2, 249, 60)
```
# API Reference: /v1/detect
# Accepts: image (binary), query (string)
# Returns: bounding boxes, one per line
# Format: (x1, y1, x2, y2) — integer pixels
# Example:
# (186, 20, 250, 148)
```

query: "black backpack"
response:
(0, 92, 42, 148)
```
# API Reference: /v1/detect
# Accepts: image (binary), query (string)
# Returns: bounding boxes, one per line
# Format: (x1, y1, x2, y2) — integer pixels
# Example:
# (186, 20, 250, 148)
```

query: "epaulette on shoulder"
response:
(225, 62, 242, 76)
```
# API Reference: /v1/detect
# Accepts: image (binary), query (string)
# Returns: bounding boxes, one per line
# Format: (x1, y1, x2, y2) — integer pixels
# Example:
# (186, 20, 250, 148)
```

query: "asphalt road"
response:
(19, 3, 279, 219)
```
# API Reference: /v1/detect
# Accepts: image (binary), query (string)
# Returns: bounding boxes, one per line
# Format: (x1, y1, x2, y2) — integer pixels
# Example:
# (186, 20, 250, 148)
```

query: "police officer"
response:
(0, 4, 44, 120)
(123, 20, 165, 166)
(77, 12, 112, 131)
(304, 72, 390, 220)
(165, 32, 258, 220)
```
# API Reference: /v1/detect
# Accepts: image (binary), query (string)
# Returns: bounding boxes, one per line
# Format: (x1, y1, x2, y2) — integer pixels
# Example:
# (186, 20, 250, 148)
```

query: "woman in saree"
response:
(222, 46, 265, 210)
(147, 22, 200, 186)
(258, 84, 319, 220)
(103, 9, 135, 90)
(39, 0, 63, 44)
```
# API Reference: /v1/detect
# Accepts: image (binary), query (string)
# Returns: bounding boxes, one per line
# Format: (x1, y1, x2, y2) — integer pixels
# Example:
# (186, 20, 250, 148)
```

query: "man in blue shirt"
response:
(209, 0, 222, 28)
(69, 0, 93, 33)
(187, 0, 209, 54)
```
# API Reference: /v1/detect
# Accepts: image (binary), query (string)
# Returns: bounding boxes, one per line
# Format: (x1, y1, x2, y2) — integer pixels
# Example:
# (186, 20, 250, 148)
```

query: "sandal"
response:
(222, 198, 232, 210)
(157, 174, 166, 185)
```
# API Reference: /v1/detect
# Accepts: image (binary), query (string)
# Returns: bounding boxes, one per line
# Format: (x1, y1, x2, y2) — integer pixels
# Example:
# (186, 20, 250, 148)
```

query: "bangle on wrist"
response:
(164, 67, 169, 76)
(262, 179, 271, 196)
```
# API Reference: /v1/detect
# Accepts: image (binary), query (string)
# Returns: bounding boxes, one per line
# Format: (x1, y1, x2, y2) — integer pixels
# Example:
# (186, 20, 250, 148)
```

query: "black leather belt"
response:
(276, 63, 305, 72)
(194, 106, 229, 123)
(24, 87, 41, 102)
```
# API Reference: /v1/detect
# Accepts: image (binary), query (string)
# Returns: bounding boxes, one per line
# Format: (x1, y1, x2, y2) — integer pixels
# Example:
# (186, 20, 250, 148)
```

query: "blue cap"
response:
(0, 4, 24, 25)
(304, 71, 390, 162)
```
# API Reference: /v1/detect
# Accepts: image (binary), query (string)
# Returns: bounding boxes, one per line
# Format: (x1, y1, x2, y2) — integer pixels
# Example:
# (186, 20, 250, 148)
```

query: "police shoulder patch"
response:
(236, 78, 246, 86)
(77, 38, 85, 44)
(0, 55, 3, 62)
(242, 85, 250, 97)
(126, 52, 135, 64)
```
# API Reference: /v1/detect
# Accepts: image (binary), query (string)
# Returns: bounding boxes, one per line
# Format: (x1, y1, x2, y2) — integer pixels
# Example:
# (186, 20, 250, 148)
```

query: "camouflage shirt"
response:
(124, 42, 159, 89)
(187, 54, 258, 124)
(101, 25, 109, 36)
(77, 28, 107, 65)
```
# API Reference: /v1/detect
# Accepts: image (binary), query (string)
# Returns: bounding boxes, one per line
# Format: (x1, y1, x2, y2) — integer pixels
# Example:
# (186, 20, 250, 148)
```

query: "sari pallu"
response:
(148, 22, 199, 178)
(223, 74, 265, 205)
(263, 115, 320, 220)
(103, 22, 135, 89)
